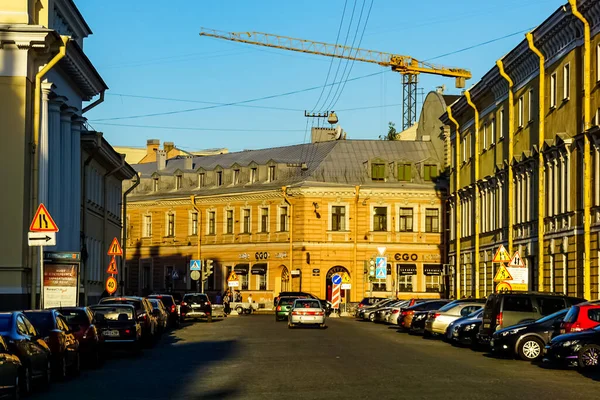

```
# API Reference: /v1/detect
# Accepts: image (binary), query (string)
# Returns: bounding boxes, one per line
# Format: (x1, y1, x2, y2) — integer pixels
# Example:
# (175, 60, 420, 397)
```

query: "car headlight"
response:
(500, 327, 527, 336)
(464, 323, 477, 331)
(561, 340, 580, 347)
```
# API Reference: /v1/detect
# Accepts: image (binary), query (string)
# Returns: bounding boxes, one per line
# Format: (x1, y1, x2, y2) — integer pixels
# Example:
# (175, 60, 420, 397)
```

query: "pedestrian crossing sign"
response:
(190, 260, 201, 271)
(493, 265, 513, 282)
(341, 273, 351, 284)
(228, 271, 239, 282)
(492, 245, 511, 263)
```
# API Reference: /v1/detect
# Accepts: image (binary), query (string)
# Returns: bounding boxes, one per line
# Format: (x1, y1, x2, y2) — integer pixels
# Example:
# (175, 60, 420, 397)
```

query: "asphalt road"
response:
(31, 315, 600, 400)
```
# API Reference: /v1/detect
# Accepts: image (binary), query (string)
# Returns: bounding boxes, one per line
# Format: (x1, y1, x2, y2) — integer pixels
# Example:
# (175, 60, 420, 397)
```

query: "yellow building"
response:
(114, 139, 228, 165)
(123, 132, 447, 304)
(442, 0, 600, 299)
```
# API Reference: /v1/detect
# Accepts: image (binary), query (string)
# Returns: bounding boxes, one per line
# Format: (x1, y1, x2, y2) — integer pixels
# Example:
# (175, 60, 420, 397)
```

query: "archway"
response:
(274, 265, 290, 296)
(325, 266, 350, 302)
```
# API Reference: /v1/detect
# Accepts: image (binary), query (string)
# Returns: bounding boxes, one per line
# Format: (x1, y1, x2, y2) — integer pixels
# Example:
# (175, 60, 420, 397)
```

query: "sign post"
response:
(29, 203, 59, 308)
(42, 252, 80, 308)
(105, 237, 123, 297)
(331, 274, 342, 317)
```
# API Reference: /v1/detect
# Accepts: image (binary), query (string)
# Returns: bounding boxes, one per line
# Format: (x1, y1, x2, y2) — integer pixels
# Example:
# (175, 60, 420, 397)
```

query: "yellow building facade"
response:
(123, 137, 447, 304)
(442, 0, 600, 299)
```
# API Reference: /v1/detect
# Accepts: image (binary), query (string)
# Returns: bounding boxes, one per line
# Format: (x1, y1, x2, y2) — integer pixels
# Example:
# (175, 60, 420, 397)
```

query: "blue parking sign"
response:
(375, 257, 387, 279)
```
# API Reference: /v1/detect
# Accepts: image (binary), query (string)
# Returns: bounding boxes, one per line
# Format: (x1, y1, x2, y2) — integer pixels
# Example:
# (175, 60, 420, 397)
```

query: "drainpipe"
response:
(496, 60, 515, 256)
(30, 35, 69, 308)
(81, 133, 102, 304)
(190, 195, 202, 287)
(281, 187, 293, 282)
(465, 90, 480, 298)
(526, 32, 546, 293)
(82, 91, 105, 114)
(121, 173, 140, 296)
(354, 185, 360, 301)
(447, 106, 461, 299)
(569, 0, 592, 300)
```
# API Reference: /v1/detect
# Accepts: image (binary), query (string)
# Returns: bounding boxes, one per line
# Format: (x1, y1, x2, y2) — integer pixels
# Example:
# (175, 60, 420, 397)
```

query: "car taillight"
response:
(401, 310, 414, 316)
(291, 311, 299, 315)
(170, 305, 176, 313)
(276, 306, 281, 311)
(138, 313, 147, 321)
(206, 301, 211, 306)
(496, 312, 503, 327)
(434, 313, 441, 319)
(358, 304, 364, 308)
(392, 309, 400, 314)
(125, 329, 131, 335)
(316, 312, 324, 316)
(181, 302, 187, 307)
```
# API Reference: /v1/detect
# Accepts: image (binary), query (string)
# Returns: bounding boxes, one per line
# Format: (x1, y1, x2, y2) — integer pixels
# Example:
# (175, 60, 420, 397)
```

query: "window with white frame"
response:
(373, 206, 388, 231)
(528, 89, 534, 122)
(425, 275, 441, 292)
(482, 123, 487, 150)
(331, 205, 346, 231)
(256, 272, 267, 291)
(462, 136, 467, 163)
(518, 95, 524, 127)
(425, 208, 439, 233)
(153, 177, 159, 192)
(398, 208, 413, 232)
(143, 214, 152, 237)
(208, 211, 216, 235)
(398, 275, 414, 292)
(242, 208, 251, 233)
(268, 166, 276, 182)
(279, 206, 288, 232)
(226, 209, 234, 234)
(563, 63, 570, 100)
(490, 118, 496, 145)
(499, 110, 504, 139)
(166, 212, 175, 236)
(175, 175, 182, 190)
(191, 212, 198, 236)
(260, 207, 269, 232)
(550, 72, 557, 108)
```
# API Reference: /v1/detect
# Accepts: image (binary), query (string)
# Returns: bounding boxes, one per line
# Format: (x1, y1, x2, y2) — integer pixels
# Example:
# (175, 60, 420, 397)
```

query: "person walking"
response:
(223, 291, 231, 315)
(247, 293, 253, 304)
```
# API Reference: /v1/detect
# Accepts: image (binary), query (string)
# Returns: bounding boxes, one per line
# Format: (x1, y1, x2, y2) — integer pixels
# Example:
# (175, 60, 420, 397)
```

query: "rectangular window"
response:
(279, 206, 288, 232)
(260, 208, 269, 232)
(373, 207, 387, 231)
(241, 274, 248, 291)
(563, 63, 570, 100)
(398, 275, 414, 292)
(331, 206, 346, 231)
(198, 173, 205, 188)
(268, 166, 276, 182)
(482, 123, 487, 149)
(250, 168, 257, 183)
(144, 215, 152, 237)
(550, 72, 557, 108)
(226, 210, 233, 234)
(424, 164, 437, 181)
(371, 163, 385, 181)
(257, 274, 267, 291)
(233, 169, 240, 184)
(153, 178, 159, 192)
(398, 208, 413, 232)
(191, 212, 198, 235)
(425, 275, 441, 293)
(243, 209, 251, 233)
(499, 110, 504, 139)
(175, 175, 182, 190)
(216, 171, 223, 186)
(425, 208, 439, 233)
(397, 163, 411, 181)
(167, 213, 174, 237)
(597, 43, 600, 82)
(490, 118, 496, 144)
(528, 89, 534, 122)
(462, 136, 467, 162)
(518, 96, 524, 127)
(208, 211, 216, 235)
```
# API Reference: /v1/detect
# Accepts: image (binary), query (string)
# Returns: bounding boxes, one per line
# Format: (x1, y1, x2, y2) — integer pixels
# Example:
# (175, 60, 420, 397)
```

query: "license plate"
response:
(104, 330, 119, 337)
(483, 323, 490, 328)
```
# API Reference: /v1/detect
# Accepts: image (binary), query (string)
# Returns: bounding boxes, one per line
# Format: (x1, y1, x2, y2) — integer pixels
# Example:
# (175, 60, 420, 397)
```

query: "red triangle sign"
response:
(107, 237, 123, 256)
(106, 257, 118, 275)
(29, 203, 59, 232)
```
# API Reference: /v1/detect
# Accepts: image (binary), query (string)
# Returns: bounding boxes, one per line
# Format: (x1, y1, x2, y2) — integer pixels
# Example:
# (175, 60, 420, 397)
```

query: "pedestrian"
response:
(247, 293, 253, 304)
(223, 292, 231, 314)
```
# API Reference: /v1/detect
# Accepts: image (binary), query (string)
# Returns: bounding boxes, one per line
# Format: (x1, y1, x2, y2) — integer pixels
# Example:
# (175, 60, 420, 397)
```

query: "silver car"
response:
(288, 299, 326, 328)
(424, 302, 484, 336)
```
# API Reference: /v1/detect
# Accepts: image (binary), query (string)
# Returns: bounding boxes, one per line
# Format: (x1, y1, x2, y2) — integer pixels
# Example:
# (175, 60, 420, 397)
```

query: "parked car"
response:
(274, 292, 317, 307)
(288, 299, 326, 329)
(356, 297, 388, 318)
(360, 299, 396, 321)
(53, 307, 102, 367)
(99, 296, 157, 344)
(424, 301, 484, 337)
(401, 300, 449, 332)
(275, 296, 307, 321)
(0, 335, 21, 399)
(479, 292, 586, 344)
(373, 300, 408, 323)
(491, 309, 567, 361)
(148, 299, 169, 335)
(0, 312, 51, 394)
(90, 305, 142, 355)
(148, 294, 180, 328)
(560, 302, 600, 334)
(181, 293, 213, 322)
(23, 310, 80, 380)
(388, 299, 426, 325)
(544, 324, 600, 369)
(447, 308, 484, 346)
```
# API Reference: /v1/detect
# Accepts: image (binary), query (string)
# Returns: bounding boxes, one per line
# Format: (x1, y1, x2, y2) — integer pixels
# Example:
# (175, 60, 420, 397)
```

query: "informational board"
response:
(43, 264, 78, 309)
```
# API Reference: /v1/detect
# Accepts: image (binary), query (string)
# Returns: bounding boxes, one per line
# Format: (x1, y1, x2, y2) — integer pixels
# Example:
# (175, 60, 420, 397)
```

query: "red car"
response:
(560, 302, 600, 334)
(54, 307, 102, 367)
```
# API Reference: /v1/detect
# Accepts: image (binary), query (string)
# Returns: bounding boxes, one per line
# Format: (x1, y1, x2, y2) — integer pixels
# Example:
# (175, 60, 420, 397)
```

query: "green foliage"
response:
(379, 122, 397, 140)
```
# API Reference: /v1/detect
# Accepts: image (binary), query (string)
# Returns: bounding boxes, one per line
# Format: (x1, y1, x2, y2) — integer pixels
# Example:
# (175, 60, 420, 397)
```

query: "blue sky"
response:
(78, 0, 564, 153)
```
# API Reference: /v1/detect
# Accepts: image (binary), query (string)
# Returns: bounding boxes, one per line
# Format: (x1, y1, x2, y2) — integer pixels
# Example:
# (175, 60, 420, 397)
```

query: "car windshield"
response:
(0, 316, 10, 332)
(184, 295, 208, 304)
(101, 298, 142, 311)
(59, 310, 89, 326)
(92, 306, 134, 321)
(149, 299, 161, 309)
(279, 297, 298, 306)
(151, 296, 173, 307)
(23, 312, 54, 336)
(535, 309, 567, 324)
(295, 300, 321, 309)
(438, 302, 460, 312)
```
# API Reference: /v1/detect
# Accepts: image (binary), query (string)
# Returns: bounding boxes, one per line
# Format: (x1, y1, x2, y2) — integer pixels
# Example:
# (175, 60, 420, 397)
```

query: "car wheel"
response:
(518, 337, 544, 361)
(369, 313, 375, 322)
(20, 367, 32, 395)
(236, 306, 244, 314)
(578, 344, 600, 369)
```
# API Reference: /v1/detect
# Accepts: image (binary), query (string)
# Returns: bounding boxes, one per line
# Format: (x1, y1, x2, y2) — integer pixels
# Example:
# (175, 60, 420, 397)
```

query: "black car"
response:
(148, 294, 180, 328)
(181, 293, 213, 322)
(99, 296, 158, 344)
(0, 335, 21, 399)
(544, 324, 600, 369)
(0, 312, 52, 394)
(448, 308, 484, 346)
(491, 308, 567, 361)
(90, 305, 142, 355)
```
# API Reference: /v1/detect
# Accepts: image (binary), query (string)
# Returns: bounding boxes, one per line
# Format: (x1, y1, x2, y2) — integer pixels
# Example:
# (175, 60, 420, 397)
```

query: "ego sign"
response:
(255, 251, 270, 260)
(394, 253, 418, 262)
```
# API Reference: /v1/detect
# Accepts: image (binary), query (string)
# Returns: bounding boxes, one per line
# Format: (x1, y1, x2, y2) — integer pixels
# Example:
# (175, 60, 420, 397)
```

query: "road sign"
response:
(496, 281, 512, 293)
(105, 276, 117, 295)
(332, 274, 342, 285)
(375, 257, 387, 279)
(107, 237, 123, 256)
(190, 270, 201, 281)
(29, 203, 59, 232)
(493, 265, 513, 282)
(492, 245, 511, 263)
(28, 232, 56, 246)
(508, 251, 525, 267)
(331, 283, 341, 309)
(341, 283, 351, 290)
(106, 257, 118, 274)
(377, 246, 387, 256)
(190, 260, 201, 271)
(228, 271, 239, 282)
(341, 273, 351, 284)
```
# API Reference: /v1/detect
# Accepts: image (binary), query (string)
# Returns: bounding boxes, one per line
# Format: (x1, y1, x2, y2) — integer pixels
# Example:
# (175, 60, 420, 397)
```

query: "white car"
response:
(288, 299, 326, 328)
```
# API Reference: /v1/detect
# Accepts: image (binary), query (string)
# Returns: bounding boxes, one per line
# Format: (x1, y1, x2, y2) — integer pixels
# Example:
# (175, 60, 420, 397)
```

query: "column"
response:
(47, 95, 66, 230)
(72, 115, 86, 251)
(515, 176, 521, 225)
(39, 82, 54, 205)
(566, 152, 571, 213)
(60, 106, 77, 251)
(499, 180, 503, 229)
(526, 171, 531, 222)
(547, 161, 553, 217)
(594, 146, 599, 207)
(553, 158, 558, 218)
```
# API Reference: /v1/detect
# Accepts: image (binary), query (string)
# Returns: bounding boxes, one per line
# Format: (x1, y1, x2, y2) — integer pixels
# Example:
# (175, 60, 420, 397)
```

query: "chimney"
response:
(156, 150, 167, 170)
(164, 141, 175, 153)
(147, 139, 160, 156)
(183, 156, 193, 170)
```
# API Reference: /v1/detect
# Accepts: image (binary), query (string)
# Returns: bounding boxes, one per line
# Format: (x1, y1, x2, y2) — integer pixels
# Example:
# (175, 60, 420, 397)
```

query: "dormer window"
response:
(397, 163, 411, 181)
(198, 173, 205, 188)
(268, 166, 276, 182)
(371, 163, 385, 181)
(175, 175, 182, 190)
(424, 164, 438, 181)
(233, 169, 240, 184)
(153, 177, 159, 192)
(216, 171, 223, 186)
(250, 168, 257, 183)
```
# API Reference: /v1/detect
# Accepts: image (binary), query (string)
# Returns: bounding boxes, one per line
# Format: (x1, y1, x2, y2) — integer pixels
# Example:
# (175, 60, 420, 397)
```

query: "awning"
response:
(251, 263, 267, 275)
(423, 264, 443, 276)
(234, 263, 249, 275)
(397, 264, 417, 275)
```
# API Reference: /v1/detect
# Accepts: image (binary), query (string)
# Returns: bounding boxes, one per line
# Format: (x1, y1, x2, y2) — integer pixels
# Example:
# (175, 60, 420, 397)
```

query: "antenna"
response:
(334, 125, 342, 140)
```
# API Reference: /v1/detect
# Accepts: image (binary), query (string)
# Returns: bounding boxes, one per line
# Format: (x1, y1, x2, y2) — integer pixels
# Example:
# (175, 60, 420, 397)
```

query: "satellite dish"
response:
(334, 125, 342, 140)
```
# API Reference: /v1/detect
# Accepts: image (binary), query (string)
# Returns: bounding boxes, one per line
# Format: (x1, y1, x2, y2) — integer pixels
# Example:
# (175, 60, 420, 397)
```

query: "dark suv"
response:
(181, 293, 212, 322)
(479, 292, 586, 344)
(99, 297, 158, 344)
(148, 294, 180, 328)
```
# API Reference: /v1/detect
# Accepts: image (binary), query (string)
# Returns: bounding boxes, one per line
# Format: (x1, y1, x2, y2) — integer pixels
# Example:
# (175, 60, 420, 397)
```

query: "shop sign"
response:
(275, 252, 287, 259)
(394, 253, 418, 261)
(239, 253, 250, 260)
(255, 251, 269, 260)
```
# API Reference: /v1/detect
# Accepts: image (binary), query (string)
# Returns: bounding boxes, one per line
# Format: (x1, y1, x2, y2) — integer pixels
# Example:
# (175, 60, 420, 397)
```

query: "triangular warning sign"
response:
(492, 245, 511, 263)
(106, 256, 118, 275)
(509, 251, 525, 267)
(493, 264, 513, 282)
(228, 271, 239, 282)
(29, 203, 59, 232)
(107, 237, 123, 256)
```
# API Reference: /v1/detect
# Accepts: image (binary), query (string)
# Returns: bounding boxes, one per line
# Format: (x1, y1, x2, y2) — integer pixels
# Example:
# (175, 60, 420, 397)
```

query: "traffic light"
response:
(203, 259, 214, 281)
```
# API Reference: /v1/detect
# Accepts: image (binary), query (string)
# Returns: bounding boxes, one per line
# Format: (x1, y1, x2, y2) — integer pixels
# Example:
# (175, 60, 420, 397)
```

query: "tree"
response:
(379, 122, 397, 140)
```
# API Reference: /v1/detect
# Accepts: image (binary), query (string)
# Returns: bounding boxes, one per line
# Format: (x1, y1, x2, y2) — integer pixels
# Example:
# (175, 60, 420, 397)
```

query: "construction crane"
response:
(199, 28, 472, 130)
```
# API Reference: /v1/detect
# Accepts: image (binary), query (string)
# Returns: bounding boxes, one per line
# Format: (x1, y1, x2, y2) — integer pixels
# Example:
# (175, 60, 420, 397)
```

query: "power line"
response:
(91, 122, 306, 132)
